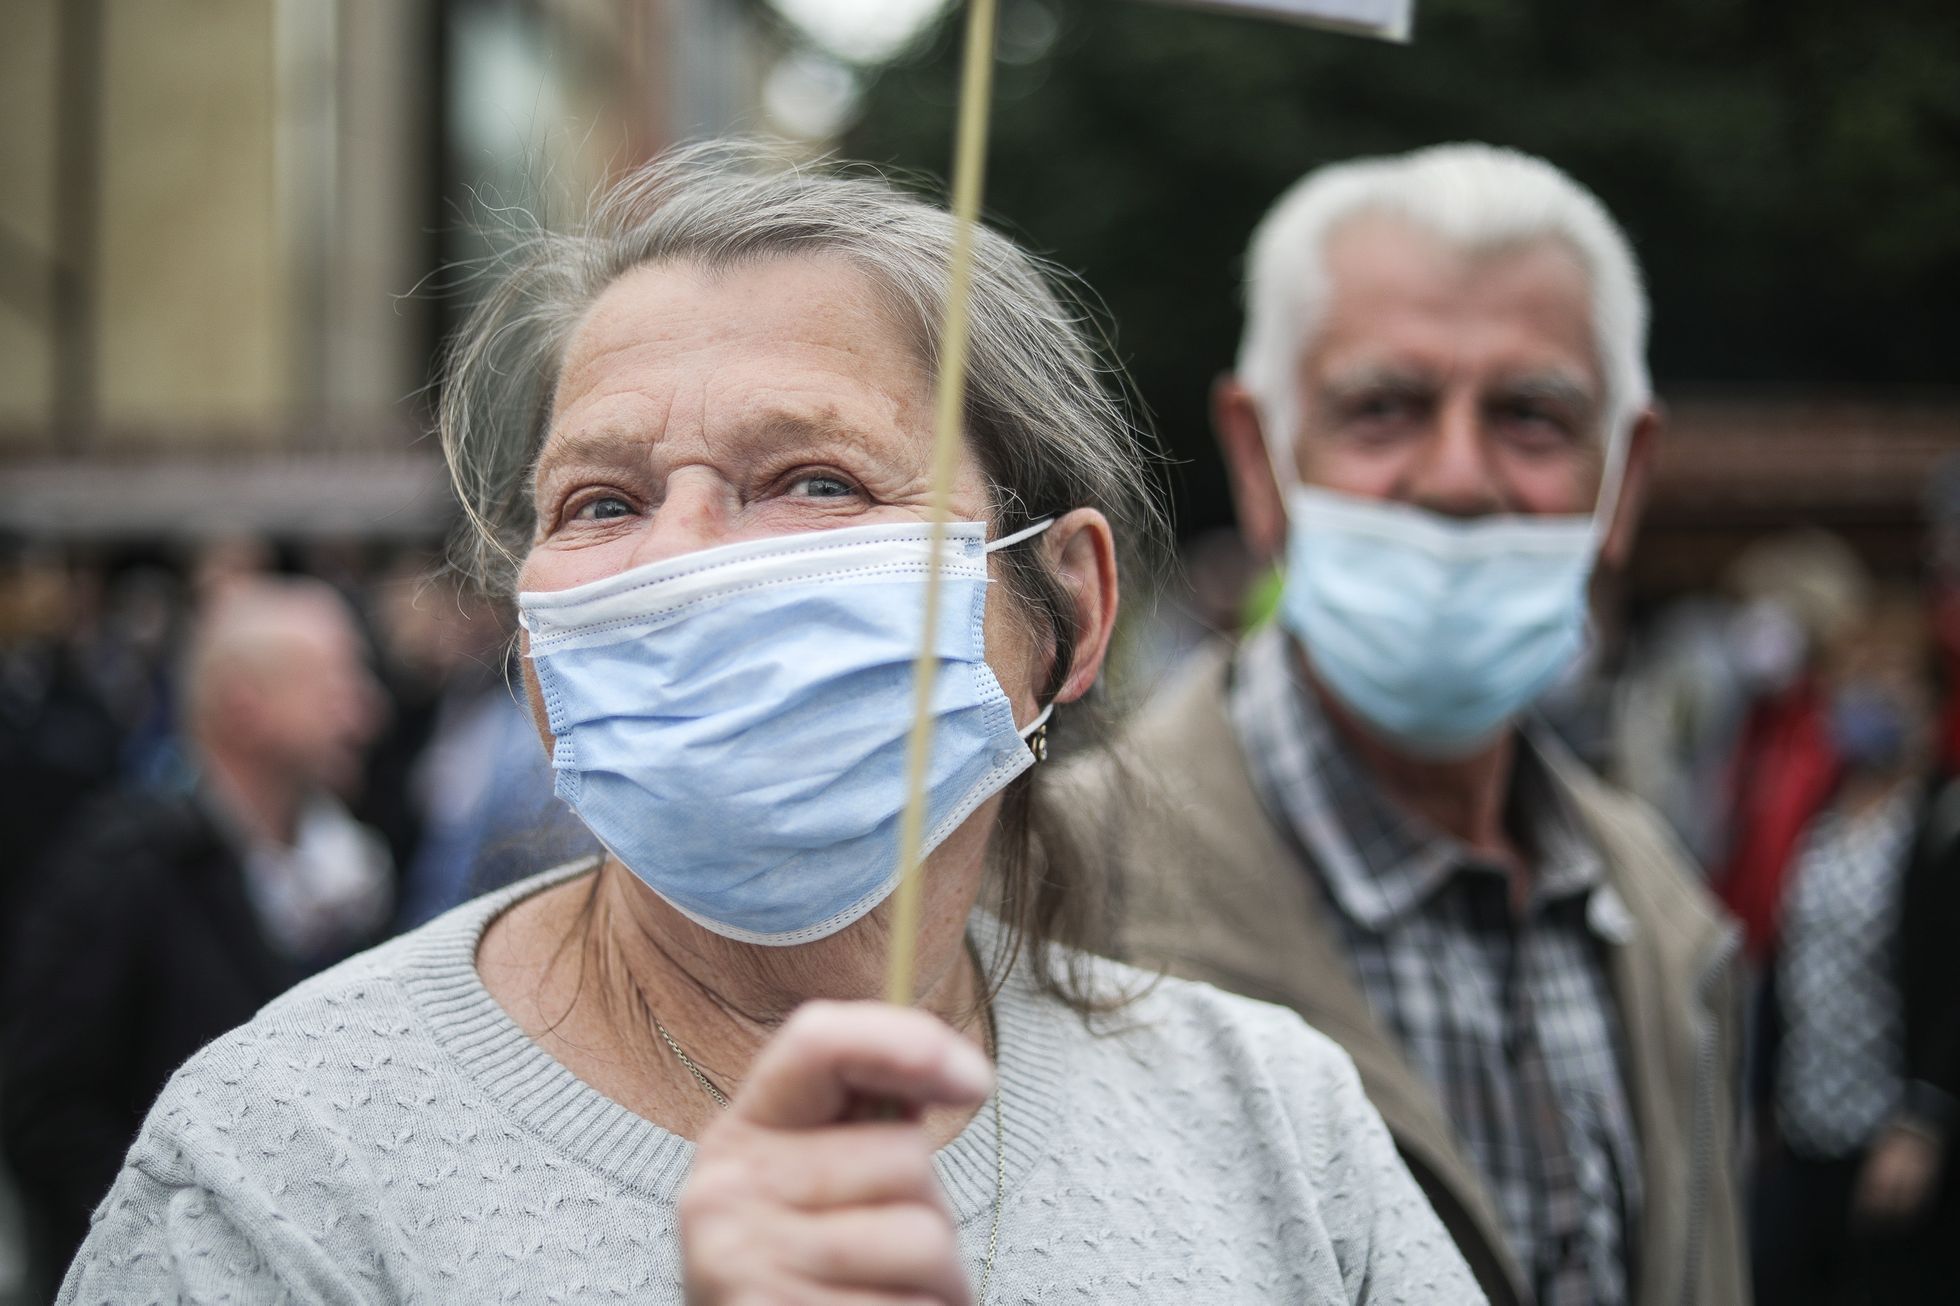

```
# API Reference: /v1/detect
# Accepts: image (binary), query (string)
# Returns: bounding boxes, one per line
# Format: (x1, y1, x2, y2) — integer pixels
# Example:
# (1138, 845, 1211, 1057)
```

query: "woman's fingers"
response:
(682, 1002, 986, 1306)
(782, 1203, 973, 1303)
(732, 1001, 993, 1131)
(754, 1121, 949, 1211)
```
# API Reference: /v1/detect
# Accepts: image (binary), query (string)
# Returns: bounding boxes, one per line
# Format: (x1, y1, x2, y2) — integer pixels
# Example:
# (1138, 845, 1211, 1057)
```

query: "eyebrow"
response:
(1489, 372, 1598, 411)
(1320, 363, 1436, 398)
(531, 427, 651, 486)
(531, 409, 900, 486)
(1318, 365, 1599, 410)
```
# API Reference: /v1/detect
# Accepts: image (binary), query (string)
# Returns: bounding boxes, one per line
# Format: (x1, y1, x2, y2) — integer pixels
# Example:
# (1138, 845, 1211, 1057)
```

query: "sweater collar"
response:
(397, 861, 1061, 1226)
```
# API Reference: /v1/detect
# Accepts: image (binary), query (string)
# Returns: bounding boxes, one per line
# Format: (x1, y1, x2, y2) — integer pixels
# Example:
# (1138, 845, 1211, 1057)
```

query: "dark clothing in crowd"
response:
(1750, 1151, 1946, 1306)
(1, 791, 305, 1282)
(1750, 774, 1960, 1303)
(0, 645, 126, 922)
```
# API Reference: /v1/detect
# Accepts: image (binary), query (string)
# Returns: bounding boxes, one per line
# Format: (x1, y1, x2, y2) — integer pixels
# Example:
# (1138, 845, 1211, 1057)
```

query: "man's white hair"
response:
(1237, 143, 1651, 449)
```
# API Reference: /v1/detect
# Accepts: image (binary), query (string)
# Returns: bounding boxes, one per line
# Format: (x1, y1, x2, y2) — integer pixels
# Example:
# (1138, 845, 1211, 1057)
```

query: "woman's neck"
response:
(478, 849, 994, 1146)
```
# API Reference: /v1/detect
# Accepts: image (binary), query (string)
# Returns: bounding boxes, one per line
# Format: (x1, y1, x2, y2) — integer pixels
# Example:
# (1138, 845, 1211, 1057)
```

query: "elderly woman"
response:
(62, 146, 1480, 1304)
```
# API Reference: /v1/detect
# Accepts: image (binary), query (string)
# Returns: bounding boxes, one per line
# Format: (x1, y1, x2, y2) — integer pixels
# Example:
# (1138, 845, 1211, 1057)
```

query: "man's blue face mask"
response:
(1276, 430, 1628, 760)
(517, 518, 1054, 947)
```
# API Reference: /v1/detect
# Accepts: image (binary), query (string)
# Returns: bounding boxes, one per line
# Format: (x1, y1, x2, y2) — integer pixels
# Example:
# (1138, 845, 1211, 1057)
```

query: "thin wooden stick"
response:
(884, 0, 1000, 1008)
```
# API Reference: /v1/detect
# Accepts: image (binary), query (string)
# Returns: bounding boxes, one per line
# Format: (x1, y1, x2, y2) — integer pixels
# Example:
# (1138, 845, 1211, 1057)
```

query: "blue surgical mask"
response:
(1276, 444, 1627, 760)
(517, 518, 1053, 946)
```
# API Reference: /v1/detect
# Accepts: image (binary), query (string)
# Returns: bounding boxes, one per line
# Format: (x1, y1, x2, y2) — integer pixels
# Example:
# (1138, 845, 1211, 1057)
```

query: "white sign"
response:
(1151, 0, 1414, 42)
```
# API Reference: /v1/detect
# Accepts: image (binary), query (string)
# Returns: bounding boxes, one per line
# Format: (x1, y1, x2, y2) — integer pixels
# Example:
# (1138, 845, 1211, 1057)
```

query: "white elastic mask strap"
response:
(1017, 700, 1054, 741)
(1256, 392, 1303, 502)
(1588, 420, 1636, 548)
(986, 517, 1056, 553)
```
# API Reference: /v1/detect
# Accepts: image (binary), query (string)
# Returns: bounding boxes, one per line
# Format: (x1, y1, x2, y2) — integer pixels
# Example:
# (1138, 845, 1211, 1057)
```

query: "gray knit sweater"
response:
(63, 865, 1483, 1304)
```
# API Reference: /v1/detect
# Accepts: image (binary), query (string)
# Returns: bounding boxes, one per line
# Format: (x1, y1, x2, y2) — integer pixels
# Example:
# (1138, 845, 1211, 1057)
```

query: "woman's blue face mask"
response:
(517, 518, 1053, 947)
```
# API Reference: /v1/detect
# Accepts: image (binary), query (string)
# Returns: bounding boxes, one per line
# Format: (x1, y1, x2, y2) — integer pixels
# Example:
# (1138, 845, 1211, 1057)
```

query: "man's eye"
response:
(1502, 403, 1560, 427)
(786, 473, 858, 499)
(1495, 404, 1578, 450)
(1348, 394, 1419, 423)
(572, 496, 635, 521)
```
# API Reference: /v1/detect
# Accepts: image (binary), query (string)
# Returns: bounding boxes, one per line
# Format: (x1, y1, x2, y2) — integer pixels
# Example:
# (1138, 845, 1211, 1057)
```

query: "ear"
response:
(1045, 507, 1119, 705)
(1599, 403, 1662, 572)
(1212, 375, 1288, 564)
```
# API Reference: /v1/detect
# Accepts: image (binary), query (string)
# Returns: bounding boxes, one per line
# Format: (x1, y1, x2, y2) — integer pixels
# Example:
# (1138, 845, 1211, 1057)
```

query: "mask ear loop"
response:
(1018, 701, 1055, 762)
(1586, 415, 1637, 551)
(986, 516, 1060, 759)
(984, 516, 1056, 552)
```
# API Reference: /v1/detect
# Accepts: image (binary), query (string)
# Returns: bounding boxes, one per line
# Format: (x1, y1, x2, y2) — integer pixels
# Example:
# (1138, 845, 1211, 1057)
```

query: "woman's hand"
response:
(680, 1001, 993, 1305)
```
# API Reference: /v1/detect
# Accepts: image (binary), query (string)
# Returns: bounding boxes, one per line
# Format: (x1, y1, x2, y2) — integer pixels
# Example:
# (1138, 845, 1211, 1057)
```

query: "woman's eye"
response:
(571, 495, 636, 522)
(785, 473, 859, 500)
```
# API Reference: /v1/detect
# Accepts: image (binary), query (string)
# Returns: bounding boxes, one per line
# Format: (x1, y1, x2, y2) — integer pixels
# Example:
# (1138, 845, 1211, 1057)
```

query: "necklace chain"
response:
(650, 1000, 1005, 1301)
(651, 1017, 731, 1109)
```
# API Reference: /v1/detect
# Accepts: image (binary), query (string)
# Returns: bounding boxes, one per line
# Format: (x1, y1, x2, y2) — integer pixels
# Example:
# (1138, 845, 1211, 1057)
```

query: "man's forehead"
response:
(1303, 217, 1602, 387)
(1322, 213, 1591, 287)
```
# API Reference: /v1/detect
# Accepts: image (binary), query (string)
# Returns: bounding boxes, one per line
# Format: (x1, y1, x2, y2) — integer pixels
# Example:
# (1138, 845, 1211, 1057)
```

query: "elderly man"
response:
(2, 577, 392, 1284)
(1082, 145, 1746, 1305)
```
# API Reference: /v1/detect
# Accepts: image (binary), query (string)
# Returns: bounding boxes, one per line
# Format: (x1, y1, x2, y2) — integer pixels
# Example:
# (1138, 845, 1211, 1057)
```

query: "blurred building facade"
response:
(1635, 394, 1960, 602)
(0, 0, 768, 547)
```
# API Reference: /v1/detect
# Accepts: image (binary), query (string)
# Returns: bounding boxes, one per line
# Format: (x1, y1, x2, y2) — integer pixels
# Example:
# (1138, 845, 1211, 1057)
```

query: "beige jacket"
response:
(1058, 647, 1748, 1306)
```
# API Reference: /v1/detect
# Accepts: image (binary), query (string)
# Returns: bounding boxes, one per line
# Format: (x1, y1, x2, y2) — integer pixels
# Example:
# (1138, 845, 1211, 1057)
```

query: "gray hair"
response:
(440, 139, 1166, 618)
(1237, 143, 1651, 456)
(437, 139, 1168, 1008)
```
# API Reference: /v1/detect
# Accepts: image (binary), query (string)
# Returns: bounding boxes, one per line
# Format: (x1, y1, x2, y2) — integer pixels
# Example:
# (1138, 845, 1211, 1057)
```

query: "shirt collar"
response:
(1229, 624, 1608, 933)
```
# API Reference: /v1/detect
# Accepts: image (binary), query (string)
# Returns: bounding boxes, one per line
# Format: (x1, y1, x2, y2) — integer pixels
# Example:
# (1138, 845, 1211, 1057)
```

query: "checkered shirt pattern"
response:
(1229, 626, 1643, 1306)
(1774, 793, 1913, 1160)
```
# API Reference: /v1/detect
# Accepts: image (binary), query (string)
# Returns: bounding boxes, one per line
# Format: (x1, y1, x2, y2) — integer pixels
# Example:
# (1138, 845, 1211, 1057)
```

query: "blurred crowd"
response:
(6, 498, 1960, 1300)
(0, 538, 595, 1297)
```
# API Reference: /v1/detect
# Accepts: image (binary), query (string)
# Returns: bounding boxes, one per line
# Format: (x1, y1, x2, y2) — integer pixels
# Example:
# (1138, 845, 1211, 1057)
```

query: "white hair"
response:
(1236, 143, 1651, 452)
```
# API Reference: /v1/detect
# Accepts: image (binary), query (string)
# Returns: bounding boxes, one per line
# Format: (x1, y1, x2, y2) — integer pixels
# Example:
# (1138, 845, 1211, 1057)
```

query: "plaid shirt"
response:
(1230, 626, 1643, 1306)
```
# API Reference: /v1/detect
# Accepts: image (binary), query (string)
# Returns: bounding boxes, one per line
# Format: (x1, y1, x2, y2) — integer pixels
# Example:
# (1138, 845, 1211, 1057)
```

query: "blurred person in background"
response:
(1611, 529, 1871, 891)
(1714, 530, 1873, 964)
(0, 549, 124, 926)
(1608, 592, 1750, 869)
(1749, 591, 1960, 1302)
(2, 576, 392, 1288)
(1074, 145, 1745, 1306)
(60, 146, 1482, 1305)
(371, 566, 595, 927)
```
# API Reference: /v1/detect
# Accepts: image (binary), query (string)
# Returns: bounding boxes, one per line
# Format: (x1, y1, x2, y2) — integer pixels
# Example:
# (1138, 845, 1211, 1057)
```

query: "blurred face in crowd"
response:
(516, 254, 1049, 734)
(1825, 597, 1935, 778)
(1218, 215, 1657, 572)
(206, 593, 384, 797)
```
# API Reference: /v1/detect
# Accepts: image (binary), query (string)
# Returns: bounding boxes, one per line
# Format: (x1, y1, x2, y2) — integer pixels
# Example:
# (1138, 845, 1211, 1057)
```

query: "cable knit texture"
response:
(63, 863, 1483, 1304)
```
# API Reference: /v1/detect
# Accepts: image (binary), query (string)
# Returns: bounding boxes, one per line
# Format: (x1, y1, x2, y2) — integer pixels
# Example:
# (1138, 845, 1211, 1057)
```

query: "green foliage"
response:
(847, 0, 1960, 531)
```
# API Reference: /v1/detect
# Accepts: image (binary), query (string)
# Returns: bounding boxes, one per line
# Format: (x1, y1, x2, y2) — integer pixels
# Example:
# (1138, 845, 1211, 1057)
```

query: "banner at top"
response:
(1150, 0, 1414, 42)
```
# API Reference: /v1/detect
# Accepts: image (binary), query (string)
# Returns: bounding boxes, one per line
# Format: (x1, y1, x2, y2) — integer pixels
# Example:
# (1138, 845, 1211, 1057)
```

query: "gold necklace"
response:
(650, 1002, 1006, 1300)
